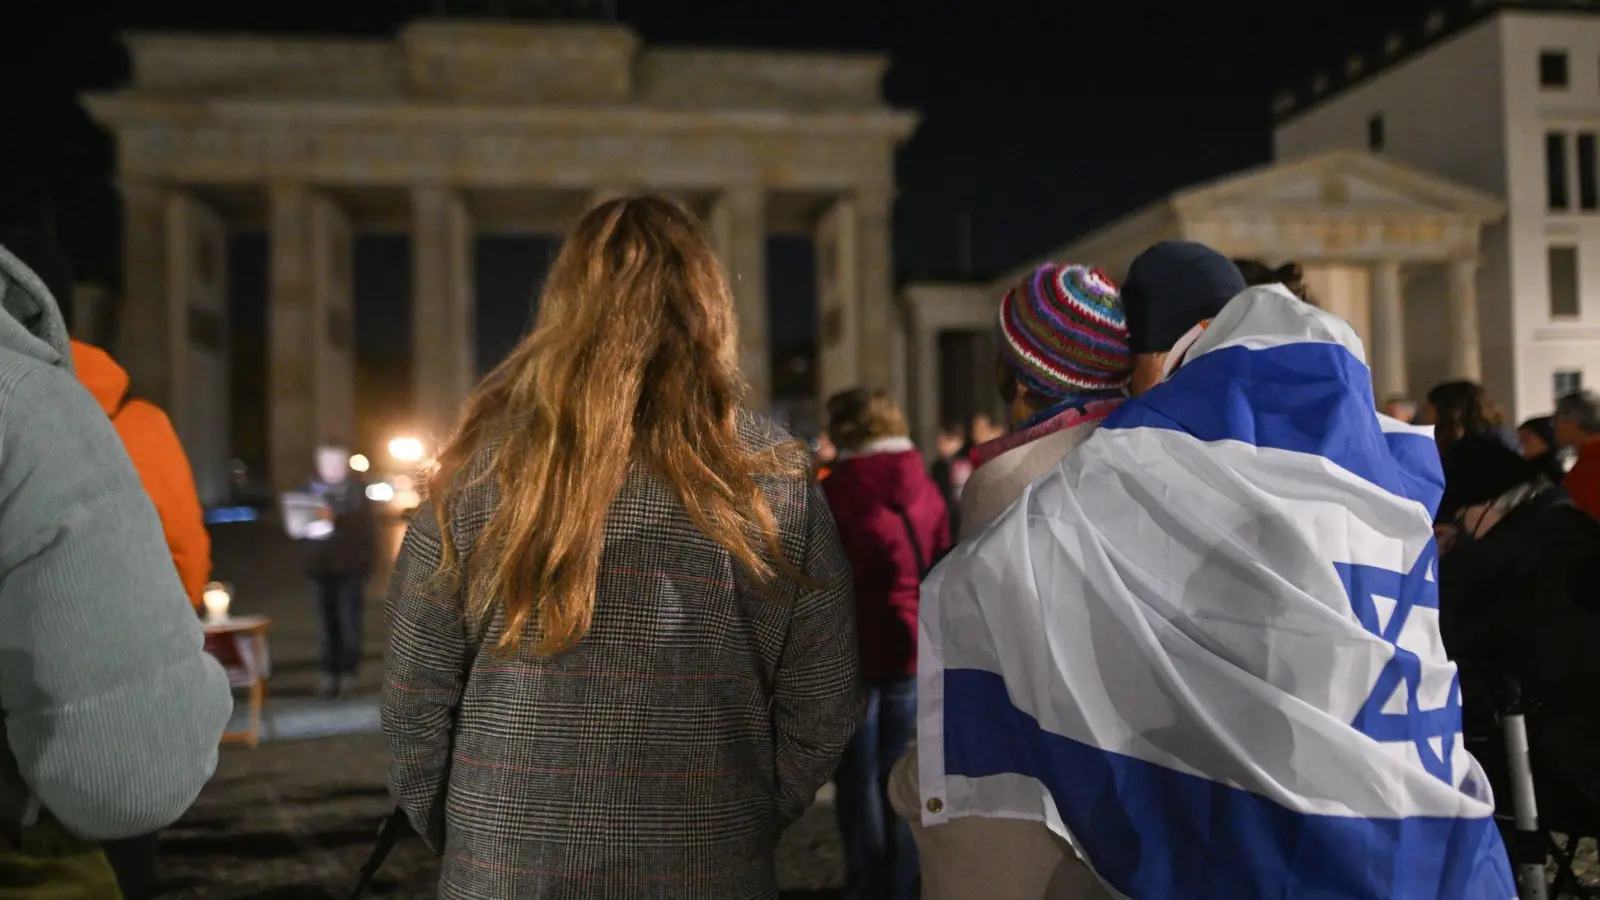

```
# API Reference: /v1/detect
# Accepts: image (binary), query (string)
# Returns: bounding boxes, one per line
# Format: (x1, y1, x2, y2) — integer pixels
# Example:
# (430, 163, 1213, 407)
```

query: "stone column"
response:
(915, 315, 934, 454)
(1447, 258, 1483, 381)
(311, 196, 357, 450)
(167, 193, 231, 507)
(412, 186, 477, 444)
(889, 300, 909, 418)
(119, 185, 234, 504)
(853, 188, 896, 392)
(1369, 260, 1407, 402)
(709, 186, 770, 409)
(115, 182, 174, 408)
(909, 303, 941, 455)
(269, 186, 358, 490)
(268, 184, 317, 491)
(814, 197, 860, 402)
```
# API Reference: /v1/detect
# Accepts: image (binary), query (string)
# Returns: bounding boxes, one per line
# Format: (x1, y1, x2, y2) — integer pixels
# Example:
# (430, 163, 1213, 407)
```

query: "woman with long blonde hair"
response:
(383, 196, 863, 899)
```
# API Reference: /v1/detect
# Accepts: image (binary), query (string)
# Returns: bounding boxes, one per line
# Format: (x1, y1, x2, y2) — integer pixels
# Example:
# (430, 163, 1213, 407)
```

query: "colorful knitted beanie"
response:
(999, 264, 1132, 400)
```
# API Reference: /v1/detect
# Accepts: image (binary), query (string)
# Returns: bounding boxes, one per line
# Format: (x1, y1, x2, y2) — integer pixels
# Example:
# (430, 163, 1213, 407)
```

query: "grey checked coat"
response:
(383, 415, 863, 899)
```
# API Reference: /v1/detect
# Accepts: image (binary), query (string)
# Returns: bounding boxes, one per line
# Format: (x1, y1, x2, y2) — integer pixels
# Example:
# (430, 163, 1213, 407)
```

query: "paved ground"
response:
(154, 733, 844, 899)
(168, 518, 843, 897)
(187, 516, 1600, 898)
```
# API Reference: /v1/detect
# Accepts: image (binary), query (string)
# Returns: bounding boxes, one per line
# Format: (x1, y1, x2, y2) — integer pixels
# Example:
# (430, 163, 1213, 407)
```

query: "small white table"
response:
(203, 615, 273, 748)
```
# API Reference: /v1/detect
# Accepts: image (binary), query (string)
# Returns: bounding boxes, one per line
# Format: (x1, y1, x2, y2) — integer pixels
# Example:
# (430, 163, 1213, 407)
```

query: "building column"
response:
(854, 188, 896, 392)
(269, 186, 357, 490)
(167, 193, 231, 506)
(908, 303, 941, 456)
(710, 186, 770, 410)
(1447, 257, 1483, 381)
(116, 182, 174, 408)
(412, 186, 476, 445)
(1369, 259, 1407, 402)
(268, 185, 315, 490)
(311, 196, 356, 451)
(814, 196, 860, 402)
(889, 299, 909, 417)
(118, 184, 234, 504)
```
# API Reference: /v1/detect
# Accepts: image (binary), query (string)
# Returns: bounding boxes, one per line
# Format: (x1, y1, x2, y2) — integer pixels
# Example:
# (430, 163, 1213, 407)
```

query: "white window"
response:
(1555, 370, 1584, 398)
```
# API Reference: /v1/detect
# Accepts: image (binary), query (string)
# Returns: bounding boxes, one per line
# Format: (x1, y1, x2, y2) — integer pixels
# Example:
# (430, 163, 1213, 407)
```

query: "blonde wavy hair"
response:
(430, 196, 808, 656)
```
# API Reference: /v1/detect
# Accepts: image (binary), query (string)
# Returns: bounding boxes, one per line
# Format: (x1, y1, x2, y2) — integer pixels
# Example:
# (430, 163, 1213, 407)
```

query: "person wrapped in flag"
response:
(914, 283, 1516, 898)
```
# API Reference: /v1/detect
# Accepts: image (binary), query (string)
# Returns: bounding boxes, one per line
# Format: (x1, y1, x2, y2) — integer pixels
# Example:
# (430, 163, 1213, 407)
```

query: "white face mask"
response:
(315, 447, 350, 484)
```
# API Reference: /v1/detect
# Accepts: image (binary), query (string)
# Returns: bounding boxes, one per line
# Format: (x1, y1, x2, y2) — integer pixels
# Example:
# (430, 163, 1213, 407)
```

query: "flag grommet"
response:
(926, 798, 944, 813)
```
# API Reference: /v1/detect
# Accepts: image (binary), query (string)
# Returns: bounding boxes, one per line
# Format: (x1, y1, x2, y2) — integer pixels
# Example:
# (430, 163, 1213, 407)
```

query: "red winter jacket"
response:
(822, 441, 952, 681)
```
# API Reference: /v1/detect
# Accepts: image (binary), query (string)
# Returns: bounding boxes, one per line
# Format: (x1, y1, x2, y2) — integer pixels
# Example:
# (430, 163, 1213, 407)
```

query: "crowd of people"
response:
(2, 194, 1598, 898)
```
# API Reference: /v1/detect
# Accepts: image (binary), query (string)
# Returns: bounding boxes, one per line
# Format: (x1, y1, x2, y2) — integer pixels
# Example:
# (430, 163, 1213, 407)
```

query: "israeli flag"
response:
(916, 286, 1515, 899)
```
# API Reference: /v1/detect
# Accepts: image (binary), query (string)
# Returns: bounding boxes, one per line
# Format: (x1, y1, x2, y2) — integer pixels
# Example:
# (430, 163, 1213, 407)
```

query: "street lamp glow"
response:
(388, 437, 424, 463)
(348, 453, 370, 473)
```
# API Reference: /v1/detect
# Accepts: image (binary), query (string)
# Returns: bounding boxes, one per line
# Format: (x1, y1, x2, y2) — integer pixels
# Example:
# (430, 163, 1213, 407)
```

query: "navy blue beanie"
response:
(1121, 241, 1247, 354)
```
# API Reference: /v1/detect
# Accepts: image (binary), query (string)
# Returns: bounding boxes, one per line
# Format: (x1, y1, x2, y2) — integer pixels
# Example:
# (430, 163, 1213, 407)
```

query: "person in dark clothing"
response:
(1438, 435, 1600, 834)
(928, 420, 970, 540)
(1517, 415, 1568, 486)
(302, 445, 376, 697)
(1425, 380, 1519, 528)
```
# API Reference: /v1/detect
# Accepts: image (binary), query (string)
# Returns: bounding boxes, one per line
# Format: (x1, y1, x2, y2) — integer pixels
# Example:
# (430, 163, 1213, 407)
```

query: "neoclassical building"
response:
(900, 149, 1505, 453)
(83, 20, 919, 498)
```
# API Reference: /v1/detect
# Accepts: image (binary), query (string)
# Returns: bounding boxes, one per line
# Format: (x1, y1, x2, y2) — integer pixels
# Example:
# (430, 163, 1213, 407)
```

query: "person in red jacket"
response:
(821, 387, 950, 900)
(1555, 389, 1600, 519)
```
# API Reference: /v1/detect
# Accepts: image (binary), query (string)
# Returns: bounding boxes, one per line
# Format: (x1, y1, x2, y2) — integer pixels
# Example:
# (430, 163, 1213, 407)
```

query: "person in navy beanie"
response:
(1120, 240, 1248, 396)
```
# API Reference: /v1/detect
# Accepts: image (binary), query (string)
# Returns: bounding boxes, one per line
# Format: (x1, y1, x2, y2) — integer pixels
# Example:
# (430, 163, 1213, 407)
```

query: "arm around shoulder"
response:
(0, 368, 231, 840)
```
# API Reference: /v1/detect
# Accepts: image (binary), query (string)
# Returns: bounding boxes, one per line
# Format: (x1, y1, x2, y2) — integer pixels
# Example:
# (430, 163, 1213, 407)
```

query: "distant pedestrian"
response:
(2, 228, 218, 900)
(1383, 396, 1418, 424)
(1517, 414, 1568, 485)
(967, 412, 1006, 449)
(929, 421, 971, 538)
(823, 387, 949, 900)
(0, 241, 232, 897)
(300, 445, 376, 698)
(1424, 380, 1518, 524)
(815, 429, 838, 480)
(1423, 380, 1516, 458)
(384, 196, 861, 899)
(1554, 389, 1600, 519)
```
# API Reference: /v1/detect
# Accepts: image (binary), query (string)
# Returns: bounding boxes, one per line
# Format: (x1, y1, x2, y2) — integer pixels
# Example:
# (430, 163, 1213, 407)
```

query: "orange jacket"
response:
(71, 341, 212, 608)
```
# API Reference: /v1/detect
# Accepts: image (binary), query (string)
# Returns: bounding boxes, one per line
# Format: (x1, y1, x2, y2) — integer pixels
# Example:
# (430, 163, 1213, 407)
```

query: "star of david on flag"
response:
(1335, 542, 1462, 785)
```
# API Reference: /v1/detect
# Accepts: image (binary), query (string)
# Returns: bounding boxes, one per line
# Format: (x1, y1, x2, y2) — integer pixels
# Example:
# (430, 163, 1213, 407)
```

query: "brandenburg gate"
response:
(83, 20, 919, 497)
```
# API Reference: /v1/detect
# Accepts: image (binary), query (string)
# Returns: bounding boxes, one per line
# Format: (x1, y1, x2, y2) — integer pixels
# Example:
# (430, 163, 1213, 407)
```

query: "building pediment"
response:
(1171, 148, 1505, 221)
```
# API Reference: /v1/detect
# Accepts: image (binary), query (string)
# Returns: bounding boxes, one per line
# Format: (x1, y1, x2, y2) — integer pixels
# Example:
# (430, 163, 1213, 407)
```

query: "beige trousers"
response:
(887, 746, 1111, 900)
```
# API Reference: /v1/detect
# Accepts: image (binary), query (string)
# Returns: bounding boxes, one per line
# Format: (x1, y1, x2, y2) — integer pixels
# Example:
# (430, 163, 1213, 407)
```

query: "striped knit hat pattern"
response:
(999, 264, 1132, 399)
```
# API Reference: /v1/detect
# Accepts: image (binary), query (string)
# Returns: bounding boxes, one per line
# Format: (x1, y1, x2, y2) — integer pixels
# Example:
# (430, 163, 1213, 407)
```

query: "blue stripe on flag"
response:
(1105, 343, 1444, 515)
(1385, 428, 1446, 517)
(943, 668, 1514, 900)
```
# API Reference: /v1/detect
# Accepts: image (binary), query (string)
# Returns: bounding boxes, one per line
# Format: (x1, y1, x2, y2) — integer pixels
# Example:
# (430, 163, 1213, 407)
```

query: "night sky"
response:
(1, 0, 1447, 370)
